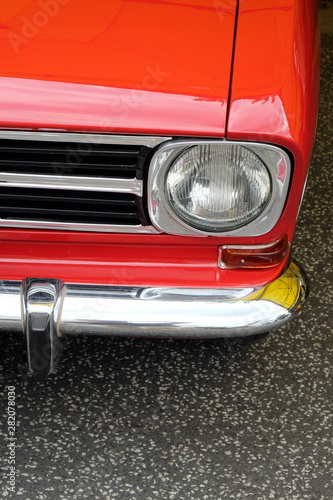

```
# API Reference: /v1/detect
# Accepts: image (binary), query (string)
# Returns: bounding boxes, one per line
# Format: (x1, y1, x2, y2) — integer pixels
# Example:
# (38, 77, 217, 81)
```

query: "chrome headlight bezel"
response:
(148, 140, 291, 237)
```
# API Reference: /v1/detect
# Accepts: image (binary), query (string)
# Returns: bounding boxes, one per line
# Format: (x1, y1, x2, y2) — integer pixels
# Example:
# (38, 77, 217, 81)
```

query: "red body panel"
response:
(0, 0, 238, 136)
(0, 0, 319, 289)
(0, 0, 236, 96)
(227, 0, 320, 243)
(0, 229, 287, 288)
(0, 77, 226, 137)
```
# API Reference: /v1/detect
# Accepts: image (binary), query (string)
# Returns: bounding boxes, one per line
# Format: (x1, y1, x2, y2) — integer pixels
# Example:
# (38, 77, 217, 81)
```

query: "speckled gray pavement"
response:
(1, 27, 333, 500)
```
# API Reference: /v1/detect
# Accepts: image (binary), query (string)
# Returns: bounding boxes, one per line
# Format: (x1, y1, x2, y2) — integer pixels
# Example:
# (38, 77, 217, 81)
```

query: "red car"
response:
(0, 0, 320, 377)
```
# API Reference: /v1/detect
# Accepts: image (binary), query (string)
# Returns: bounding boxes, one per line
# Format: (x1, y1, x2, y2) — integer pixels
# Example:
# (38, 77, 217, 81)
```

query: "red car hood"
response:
(0, 0, 237, 136)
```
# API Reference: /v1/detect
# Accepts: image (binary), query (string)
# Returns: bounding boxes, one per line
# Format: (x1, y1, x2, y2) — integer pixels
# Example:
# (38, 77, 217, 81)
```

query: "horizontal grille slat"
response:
(0, 148, 142, 178)
(0, 160, 138, 178)
(0, 133, 170, 233)
(1, 190, 137, 207)
(0, 140, 143, 154)
(0, 207, 139, 221)
(0, 207, 138, 217)
(0, 158, 139, 166)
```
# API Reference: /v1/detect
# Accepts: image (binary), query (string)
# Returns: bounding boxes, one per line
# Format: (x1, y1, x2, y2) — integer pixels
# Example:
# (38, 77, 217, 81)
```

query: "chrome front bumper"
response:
(1, 260, 307, 338)
(0, 260, 307, 377)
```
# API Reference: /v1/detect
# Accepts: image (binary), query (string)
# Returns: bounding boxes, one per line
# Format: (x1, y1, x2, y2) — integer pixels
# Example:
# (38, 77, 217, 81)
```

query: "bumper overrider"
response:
(1, 261, 307, 377)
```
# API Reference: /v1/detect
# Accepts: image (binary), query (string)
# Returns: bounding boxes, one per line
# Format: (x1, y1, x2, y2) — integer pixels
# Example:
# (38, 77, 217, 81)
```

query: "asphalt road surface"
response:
(1, 27, 332, 500)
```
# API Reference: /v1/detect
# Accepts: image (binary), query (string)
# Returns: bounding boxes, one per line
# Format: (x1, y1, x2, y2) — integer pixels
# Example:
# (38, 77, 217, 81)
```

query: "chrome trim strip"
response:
(0, 219, 160, 233)
(0, 262, 307, 338)
(0, 173, 143, 195)
(0, 130, 172, 148)
(148, 140, 291, 237)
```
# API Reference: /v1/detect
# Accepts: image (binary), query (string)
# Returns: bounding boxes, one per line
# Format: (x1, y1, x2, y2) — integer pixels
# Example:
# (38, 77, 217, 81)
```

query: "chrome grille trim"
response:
(0, 173, 143, 195)
(0, 219, 160, 233)
(0, 131, 171, 148)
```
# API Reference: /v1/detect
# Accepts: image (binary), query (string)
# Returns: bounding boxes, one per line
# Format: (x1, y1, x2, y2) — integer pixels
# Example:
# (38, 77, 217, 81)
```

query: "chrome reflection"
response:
(0, 173, 143, 195)
(22, 278, 65, 377)
(0, 131, 171, 148)
(0, 261, 307, 339)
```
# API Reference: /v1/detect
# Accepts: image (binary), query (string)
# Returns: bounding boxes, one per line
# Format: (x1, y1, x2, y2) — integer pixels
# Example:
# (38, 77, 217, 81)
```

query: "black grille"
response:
(0, 137, 153, 229)
(0, 187, 143, 225)
(0, 139, 150, 180)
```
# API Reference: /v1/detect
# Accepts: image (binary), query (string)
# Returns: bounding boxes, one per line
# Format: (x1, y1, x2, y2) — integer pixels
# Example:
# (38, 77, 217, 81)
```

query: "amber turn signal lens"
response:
(218, 235, 290, 269)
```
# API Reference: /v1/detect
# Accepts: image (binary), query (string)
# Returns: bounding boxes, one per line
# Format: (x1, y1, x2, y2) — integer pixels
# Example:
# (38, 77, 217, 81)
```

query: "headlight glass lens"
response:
(165, 143, 272, 232)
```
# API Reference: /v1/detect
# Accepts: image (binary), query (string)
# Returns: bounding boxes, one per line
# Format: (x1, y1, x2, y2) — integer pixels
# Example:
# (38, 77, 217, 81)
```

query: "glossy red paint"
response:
(0, 77, 226, 137)
(227, 0, 320, 241)
(0, 229, 287, 288)
(0, 0, 319, 291)
(0, 0, 237, 136)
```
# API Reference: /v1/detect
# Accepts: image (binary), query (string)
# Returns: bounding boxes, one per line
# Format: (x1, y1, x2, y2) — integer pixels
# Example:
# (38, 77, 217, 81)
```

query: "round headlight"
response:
(165, 143, 271, 232)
